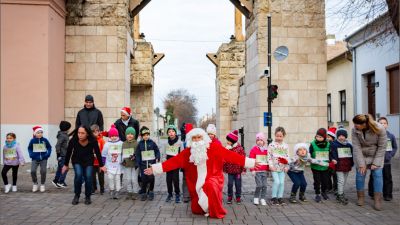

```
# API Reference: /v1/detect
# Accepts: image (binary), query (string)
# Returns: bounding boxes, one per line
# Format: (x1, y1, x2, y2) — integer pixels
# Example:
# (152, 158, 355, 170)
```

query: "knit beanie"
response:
(32, 125, 44, 135)
(256, 132, 266, 142)
(167, 125, 177, 134)
(226, 130, 239, 144)
(140, 126, 151, 136)
(59, 121, 71, 132)
(206, 124, 217, 135)
(336, 128, 348, 138)
(125, 127, 136, 136)
(316, 128, 327, 139)
(108, 124, 119, 137)
(327, 127, 337, 139)
(293, 143, 308, 155)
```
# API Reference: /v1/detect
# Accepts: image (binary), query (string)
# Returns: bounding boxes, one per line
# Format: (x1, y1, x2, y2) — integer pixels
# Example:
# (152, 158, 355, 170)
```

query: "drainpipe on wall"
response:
(347, 42, 357, 116)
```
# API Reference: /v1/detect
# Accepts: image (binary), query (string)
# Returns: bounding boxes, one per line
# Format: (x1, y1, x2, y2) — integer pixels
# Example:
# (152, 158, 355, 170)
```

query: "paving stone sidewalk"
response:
(1, 149, 399, 225)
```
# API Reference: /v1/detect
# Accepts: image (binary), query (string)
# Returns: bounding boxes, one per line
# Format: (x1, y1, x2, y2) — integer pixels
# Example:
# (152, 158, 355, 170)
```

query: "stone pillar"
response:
(208, 41, 245, 139)
(131, 41, 164, 132)
(1, 0, 66, 166)
(238, 0, 327, 149)
(65, 0, 134, 129)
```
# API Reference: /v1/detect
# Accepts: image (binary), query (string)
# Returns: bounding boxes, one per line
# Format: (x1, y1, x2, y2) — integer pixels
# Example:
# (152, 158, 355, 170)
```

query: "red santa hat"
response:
(327, 127, 337, 139)
(185, 128, 211, 147)
(185, 123, 193, 133)
(121, 107, 131, 116)
(33, 125, 44, 135)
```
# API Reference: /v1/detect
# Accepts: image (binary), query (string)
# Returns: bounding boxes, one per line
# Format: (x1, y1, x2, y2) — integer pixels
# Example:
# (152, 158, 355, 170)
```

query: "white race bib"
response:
(141, 150, 155, 161)
(338, 147, 352, 158)
(4, 148, 17, 161)
(256, 155, 268, 165)
(386, 139, 393, 152)
(109, 145, 122, 155)
(166, 145, 179, 156)
(33, 143, 46, 153)
(315, 151, 329, 161)
(123, 148, 135, 158)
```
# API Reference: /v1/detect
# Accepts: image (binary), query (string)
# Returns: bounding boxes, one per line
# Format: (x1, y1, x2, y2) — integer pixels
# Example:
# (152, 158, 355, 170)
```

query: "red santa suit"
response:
(152, 141, 255, 219)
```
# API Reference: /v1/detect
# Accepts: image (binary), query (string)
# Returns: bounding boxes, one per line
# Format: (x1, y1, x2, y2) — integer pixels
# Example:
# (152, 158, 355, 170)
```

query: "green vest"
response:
(310, 140, 330, 171)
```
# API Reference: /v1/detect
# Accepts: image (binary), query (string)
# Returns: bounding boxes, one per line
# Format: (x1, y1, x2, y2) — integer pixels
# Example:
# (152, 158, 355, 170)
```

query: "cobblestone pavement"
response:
(1, 146, 399, 225)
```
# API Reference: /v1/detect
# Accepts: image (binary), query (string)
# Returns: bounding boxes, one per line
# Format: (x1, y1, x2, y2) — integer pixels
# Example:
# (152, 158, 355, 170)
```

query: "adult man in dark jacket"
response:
(75, 95, 104, 131)
(114, 107, 140, 141)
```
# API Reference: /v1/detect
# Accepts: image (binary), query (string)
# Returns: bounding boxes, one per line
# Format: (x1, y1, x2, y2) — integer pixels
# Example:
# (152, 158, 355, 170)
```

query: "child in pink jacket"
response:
(249, 132, 269, 206)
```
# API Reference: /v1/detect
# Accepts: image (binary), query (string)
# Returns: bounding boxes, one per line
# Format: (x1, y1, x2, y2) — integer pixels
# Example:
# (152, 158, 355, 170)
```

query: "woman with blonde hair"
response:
(352, 114, 387, 210)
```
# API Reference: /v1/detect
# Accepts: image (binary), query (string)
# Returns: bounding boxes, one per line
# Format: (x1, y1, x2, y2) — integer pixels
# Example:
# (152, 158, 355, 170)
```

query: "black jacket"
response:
(135, 139, 160, 173)
(64, 138, 103, 167)
(75, 105, 104, 131)
(55, 131, 69, 158)
(114, 117, 140, 141)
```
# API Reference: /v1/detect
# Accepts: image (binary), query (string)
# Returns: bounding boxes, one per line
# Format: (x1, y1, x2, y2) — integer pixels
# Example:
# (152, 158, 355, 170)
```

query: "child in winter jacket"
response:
(330, 128, 353, 205)
(163, 125, 184, 203)
(249, 132, 269, 206)
(136, 126, 160, 201)
(122, 127, 139, 200)
(309, 128, 331, 202)
(52, 121, 71, 188)
(268, 127, 290, 205)
(2, 133, 25, 193)
(28, 125, 52, 193)
(102, 124, 123, 199)
(223, 130, 246, 204)
(91, 124, 105, 194)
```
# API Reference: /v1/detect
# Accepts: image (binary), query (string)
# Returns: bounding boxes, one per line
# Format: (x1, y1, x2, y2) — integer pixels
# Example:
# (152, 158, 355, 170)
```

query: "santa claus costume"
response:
(151, 128, 255, 219)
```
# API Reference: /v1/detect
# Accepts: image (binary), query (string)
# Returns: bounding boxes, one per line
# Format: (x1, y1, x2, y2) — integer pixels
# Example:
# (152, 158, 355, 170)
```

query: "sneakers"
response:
(299, 192, 308, 202)
(253, 197, 260, 205)
(148, 191, 154, 201)
(114, 191, 120, 199)
(58, 183, 67, 188)
(85, 197, 92, 205)
(72, 195, 79, 205)
(166, 194, 173, 202)
(175, 195, 181, 203)
(40, 185, 45, 192)
(337, 194, 348, 205)
(4, 184, 11, 193)
(260, 199, 267, 206)
(52, 180, 61, 188)
(132, 193, 139, 200)
(140, 193, 147, 201)
(12, 185, 17, 192)
(126, 193, 133, 200)
(271, 198, 279, 205)
(315, 194, 322, 203)
(32, 184, 38, 192)
(278, 198, 286, 205)
(227, 196, 233, 204)
(289, 192, 298, 203)
(321, 192, 329, 200)
(236, 197, 242, 205)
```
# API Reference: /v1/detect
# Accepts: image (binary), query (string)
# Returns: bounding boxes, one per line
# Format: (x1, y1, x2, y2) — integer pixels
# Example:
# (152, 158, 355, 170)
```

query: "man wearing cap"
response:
(75, 95, 104, 131)
(114, 107, 140, 141)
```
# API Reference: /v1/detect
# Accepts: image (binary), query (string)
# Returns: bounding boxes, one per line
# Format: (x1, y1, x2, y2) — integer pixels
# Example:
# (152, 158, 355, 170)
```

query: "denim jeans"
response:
(356, 168, 383, 193)
(287, 171, 307, 193)
(254, 172, 267, 199)
(54, 157, 68, 184)
(227, 173, 242, 198)
(271, 171, 285, 198)
(73, 164, 93, 198)
(368, 164, 392, 198)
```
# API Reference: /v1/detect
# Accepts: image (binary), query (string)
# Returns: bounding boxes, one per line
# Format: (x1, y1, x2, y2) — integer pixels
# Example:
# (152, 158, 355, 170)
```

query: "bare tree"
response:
(163, 89, 198, 127)
(327, 0, 399, 38)
(198, 113, 216, 130)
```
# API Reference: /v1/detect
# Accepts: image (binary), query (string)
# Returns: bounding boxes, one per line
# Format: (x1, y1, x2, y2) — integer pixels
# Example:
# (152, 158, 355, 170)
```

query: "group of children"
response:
(1, 118, 397, 208)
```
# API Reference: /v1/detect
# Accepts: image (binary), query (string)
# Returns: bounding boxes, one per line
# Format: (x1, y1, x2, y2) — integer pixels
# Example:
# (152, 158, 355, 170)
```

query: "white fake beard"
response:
(189, 140, 208, 165)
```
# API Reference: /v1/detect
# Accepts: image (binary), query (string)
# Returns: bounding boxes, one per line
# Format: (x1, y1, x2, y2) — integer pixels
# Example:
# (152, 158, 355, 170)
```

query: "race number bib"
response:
(4, 148, 17, 161)
(315, 151, 329, 161)
(33, 143, 46, 153)
(274, 148, 287, 156)
(256, 155, 267, 165)
(338, 147, 352, 158)
(141, 150, 155, 161)
(386, 139, 393, 152)
(166, 146, 179, 156)
(123, 148, 135, 158)
(109, 145, 122, 155)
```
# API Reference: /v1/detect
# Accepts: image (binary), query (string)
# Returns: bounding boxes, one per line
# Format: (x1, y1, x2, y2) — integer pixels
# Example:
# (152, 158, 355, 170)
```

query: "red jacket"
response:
(249, 145, 269, 171)
(93, 135, 105, 166)
(223, 143, 246, 174)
